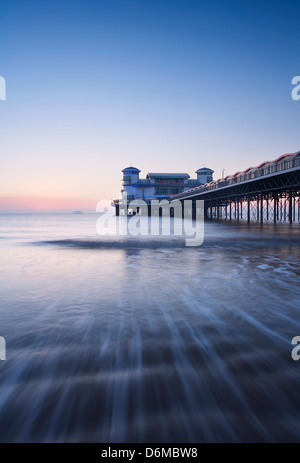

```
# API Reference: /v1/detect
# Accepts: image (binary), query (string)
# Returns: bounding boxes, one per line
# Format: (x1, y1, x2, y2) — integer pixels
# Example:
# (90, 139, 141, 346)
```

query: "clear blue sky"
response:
(0, 0, 299, 210)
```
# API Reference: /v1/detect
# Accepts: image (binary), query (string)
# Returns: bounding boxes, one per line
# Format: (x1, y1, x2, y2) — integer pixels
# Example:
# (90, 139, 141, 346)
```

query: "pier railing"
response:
(172, 153, 300, 200)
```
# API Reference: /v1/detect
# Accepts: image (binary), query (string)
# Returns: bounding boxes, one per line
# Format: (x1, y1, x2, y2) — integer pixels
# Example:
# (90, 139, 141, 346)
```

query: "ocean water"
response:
(0, 213, 300, 443)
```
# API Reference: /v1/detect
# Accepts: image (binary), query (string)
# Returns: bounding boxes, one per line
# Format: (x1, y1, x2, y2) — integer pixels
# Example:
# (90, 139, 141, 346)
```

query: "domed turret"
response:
(122, 166, 140, 186)
(196, 167, 214, 185)
(122, 167, 141, 202)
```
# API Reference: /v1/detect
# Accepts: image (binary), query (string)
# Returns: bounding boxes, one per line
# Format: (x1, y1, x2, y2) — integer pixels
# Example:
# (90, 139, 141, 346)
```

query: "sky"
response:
(0, 0, 299, 212)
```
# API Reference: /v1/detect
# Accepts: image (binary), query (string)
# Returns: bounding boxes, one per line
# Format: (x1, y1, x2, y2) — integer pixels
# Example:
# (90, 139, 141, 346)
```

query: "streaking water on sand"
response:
(0, 213, 300, 442)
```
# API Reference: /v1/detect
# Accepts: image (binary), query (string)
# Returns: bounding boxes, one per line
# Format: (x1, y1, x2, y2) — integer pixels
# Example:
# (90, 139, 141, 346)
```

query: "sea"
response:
(0, 212, 300, 442)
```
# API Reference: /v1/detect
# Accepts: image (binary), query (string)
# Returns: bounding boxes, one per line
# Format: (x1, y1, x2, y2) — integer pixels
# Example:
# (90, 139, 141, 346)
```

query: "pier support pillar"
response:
(273, 195, 277, 224)
(204, 204, 208, 220)
(289, 192, 293, 224)
(247, 195, 250, 224)
(192, 200, 196, 221)
(278, 197, 281, 221)
(260, 193, 263, 225)
(115, 204, 120, 216)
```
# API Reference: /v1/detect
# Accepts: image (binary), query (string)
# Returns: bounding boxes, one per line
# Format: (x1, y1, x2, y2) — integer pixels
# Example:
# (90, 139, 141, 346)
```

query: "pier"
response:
(170, 152, 300, 224)
(113, 152, 300, 224)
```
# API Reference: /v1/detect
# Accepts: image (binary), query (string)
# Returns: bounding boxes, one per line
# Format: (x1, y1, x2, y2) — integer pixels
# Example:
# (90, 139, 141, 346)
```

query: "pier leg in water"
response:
(247, 195, 250, 224)
(192, 201, 196, 221)
(289, 192, 293, 224)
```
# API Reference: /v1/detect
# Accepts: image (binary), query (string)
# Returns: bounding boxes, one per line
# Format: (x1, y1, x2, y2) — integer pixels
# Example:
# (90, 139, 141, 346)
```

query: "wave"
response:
(30, 238, 187, 250)
(28, 233, 300, 251)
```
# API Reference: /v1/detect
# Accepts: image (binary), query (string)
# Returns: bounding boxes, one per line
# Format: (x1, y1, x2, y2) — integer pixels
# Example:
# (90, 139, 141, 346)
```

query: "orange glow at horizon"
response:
(0, 196, 99, 212)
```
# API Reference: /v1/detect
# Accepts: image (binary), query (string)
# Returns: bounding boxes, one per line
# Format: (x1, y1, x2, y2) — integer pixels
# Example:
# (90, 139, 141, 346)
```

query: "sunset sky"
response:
(1, 0, 299, 211)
